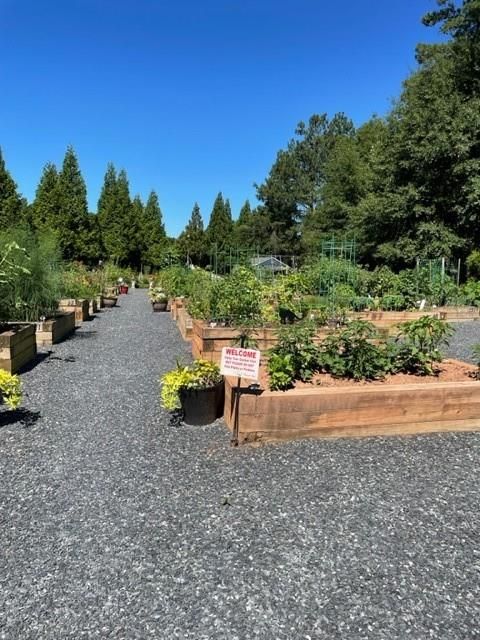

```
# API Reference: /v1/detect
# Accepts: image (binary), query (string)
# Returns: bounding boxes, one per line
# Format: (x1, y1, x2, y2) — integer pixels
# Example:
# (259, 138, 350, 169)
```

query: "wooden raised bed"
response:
(35, 311, 75, 346)
(190, 319, 382, 363)
(89, 299, 98, 315)
(0, 324, 37, 374)
(170, 297, 185, 321)
(177, 307, 193, 341)
(58, 299, 90, 327)
(224, 366, 480, 444)
(96, 294, 104, 309)
(352, 307, 479, 325)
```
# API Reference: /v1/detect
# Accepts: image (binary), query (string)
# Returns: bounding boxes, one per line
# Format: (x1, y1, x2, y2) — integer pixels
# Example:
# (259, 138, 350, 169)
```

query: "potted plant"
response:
(102, 292, 118, 308)
(149, 287, 168, 312)
(160, 359, 224, 425)
(0, 370, 22, 409)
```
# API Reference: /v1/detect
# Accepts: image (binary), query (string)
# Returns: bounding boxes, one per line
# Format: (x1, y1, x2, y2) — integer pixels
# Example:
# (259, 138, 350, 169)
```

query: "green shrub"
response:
(391, 316, 453, 375)
(319, 320, 387, 380)
(0, 228, 62, 322)
(466, 250, 480, 280)
(268, 322, 320, 390)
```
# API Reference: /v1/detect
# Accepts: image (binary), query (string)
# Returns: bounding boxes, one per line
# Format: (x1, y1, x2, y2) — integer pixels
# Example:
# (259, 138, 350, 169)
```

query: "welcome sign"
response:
(220, 346, 261, 380)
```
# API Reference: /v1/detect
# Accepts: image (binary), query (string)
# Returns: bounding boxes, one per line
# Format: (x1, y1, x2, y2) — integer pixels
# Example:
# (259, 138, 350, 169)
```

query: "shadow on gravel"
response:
(18, 351, 52, 374)
(48, 355, 76, 362)
(0, 408, 42, 428)
(72, 331, 98, 339)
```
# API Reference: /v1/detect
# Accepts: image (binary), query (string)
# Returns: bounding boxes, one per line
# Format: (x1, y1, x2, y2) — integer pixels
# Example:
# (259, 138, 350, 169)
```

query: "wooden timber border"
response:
(224, 365, 480, 444)
(0, 324, 37, 374)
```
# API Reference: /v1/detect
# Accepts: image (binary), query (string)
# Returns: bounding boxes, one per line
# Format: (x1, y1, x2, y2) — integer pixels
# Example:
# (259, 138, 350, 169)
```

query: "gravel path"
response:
(1, 294, 479, 640)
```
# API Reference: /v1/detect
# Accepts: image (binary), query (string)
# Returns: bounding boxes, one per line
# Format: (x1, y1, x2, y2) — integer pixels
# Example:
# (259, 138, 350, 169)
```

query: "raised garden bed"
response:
(35, 311, 75, 346)
(177, 307, 193, 341)
(224, 359, 480, 443)
(0, 323, 37, 374)
(58, 298, 90, 327)
(190, 319, 382, 363)
(170, 297, 185, 321)
(89, 299, 98, 315)
(96, 294, 104, 309)
(352, 307, 479, 325)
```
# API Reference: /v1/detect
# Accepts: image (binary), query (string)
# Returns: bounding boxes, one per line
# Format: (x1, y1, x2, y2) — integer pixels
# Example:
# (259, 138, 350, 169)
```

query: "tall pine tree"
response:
(206, 192, 233, 253)
(97, 163, 130, 264)
(140, 190, 167, 268)
(0, 147, 26, 229)
(178, 202, 206, 265)
(57, 146, 90, 259)
(31, 163, 61, 232)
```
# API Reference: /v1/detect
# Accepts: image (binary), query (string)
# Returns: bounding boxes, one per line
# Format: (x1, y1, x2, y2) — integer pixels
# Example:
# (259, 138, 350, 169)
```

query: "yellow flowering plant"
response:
(0, 370, 22, 409)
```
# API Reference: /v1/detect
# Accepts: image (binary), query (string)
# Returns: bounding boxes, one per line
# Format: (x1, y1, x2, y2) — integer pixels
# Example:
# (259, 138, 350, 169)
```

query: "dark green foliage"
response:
(31, 163, 61, 232)
(140, 190, 167, 268)
(319, 320, 387, 380)
(177, 203, 206, 265)
(270, 322, 319, 383)
(56, 146, 90, 260)
(0, 148, 26, 229)
(466, 250, 480, 279)
(206, 193, 234, 263)
(392, 316, 454, 375)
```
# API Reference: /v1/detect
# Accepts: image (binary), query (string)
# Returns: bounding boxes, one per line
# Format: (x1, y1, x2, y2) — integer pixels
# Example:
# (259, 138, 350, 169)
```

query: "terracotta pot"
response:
(119, 285, 129, 294)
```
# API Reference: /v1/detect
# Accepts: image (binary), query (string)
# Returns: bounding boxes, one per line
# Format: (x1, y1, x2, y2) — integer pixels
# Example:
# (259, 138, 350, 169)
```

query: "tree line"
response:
(1, 1, 479, 271)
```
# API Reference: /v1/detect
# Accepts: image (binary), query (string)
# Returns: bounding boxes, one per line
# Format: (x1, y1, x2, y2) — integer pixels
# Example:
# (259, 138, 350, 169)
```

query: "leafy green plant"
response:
(319, 320, 387, 380)
(392, 316, 453, 375)
(268, 353, 296, 391)
(0, 229, 62, 322)
(160, 359, 222, 410)
(148, 287, 167, 303)
(0, 370, 22, 409)
(268, 322, 320, 390)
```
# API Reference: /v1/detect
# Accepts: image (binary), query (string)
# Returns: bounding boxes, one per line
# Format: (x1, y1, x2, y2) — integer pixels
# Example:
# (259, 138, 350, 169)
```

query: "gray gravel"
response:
(1, 293, 479, 640)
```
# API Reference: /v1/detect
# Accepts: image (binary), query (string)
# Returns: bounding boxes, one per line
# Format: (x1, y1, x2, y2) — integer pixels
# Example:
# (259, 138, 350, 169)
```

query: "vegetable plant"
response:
(319, 320, 387, 380)
(391, 316, 453, 375)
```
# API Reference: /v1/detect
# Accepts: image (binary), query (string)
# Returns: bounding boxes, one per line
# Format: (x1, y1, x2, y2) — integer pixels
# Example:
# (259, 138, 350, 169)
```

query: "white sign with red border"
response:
(220, 346, 261, 380)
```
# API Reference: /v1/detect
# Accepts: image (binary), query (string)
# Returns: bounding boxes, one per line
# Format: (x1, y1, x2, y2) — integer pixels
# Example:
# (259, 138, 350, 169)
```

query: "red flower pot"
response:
(119, 285, 129, 294)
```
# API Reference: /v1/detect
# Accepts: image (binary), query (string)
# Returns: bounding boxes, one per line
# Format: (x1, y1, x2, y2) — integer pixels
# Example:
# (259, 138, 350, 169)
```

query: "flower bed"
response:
(224, 359, 480, 443)
(0, 323, 37, 374)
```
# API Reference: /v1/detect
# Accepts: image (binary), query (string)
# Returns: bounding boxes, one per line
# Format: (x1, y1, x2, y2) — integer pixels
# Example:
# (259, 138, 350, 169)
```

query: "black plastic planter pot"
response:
(179, 381, 225, 426)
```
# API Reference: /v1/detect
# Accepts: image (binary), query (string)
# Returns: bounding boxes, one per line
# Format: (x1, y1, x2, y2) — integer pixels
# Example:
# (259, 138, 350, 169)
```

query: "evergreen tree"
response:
(206, 192, 234, 253)
(177, 202, 206, 265)
(57, 146, 90, 259)
(0, 147, 26, 229)
(140, 190, 167, 268)
(97, 162, 118, 260)
(234, 200, 253, 248)
(131, 195, 145, 269)
(31, 163, 61, 232)
(116, 169, 135, 264)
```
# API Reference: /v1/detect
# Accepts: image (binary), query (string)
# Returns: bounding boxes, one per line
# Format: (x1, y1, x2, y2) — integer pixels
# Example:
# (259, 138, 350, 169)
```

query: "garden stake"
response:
(231, 374, 242, 447)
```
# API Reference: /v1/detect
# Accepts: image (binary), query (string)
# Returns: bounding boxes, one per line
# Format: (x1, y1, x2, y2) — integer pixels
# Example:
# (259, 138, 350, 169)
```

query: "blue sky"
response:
(0, 0, 442, 236)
